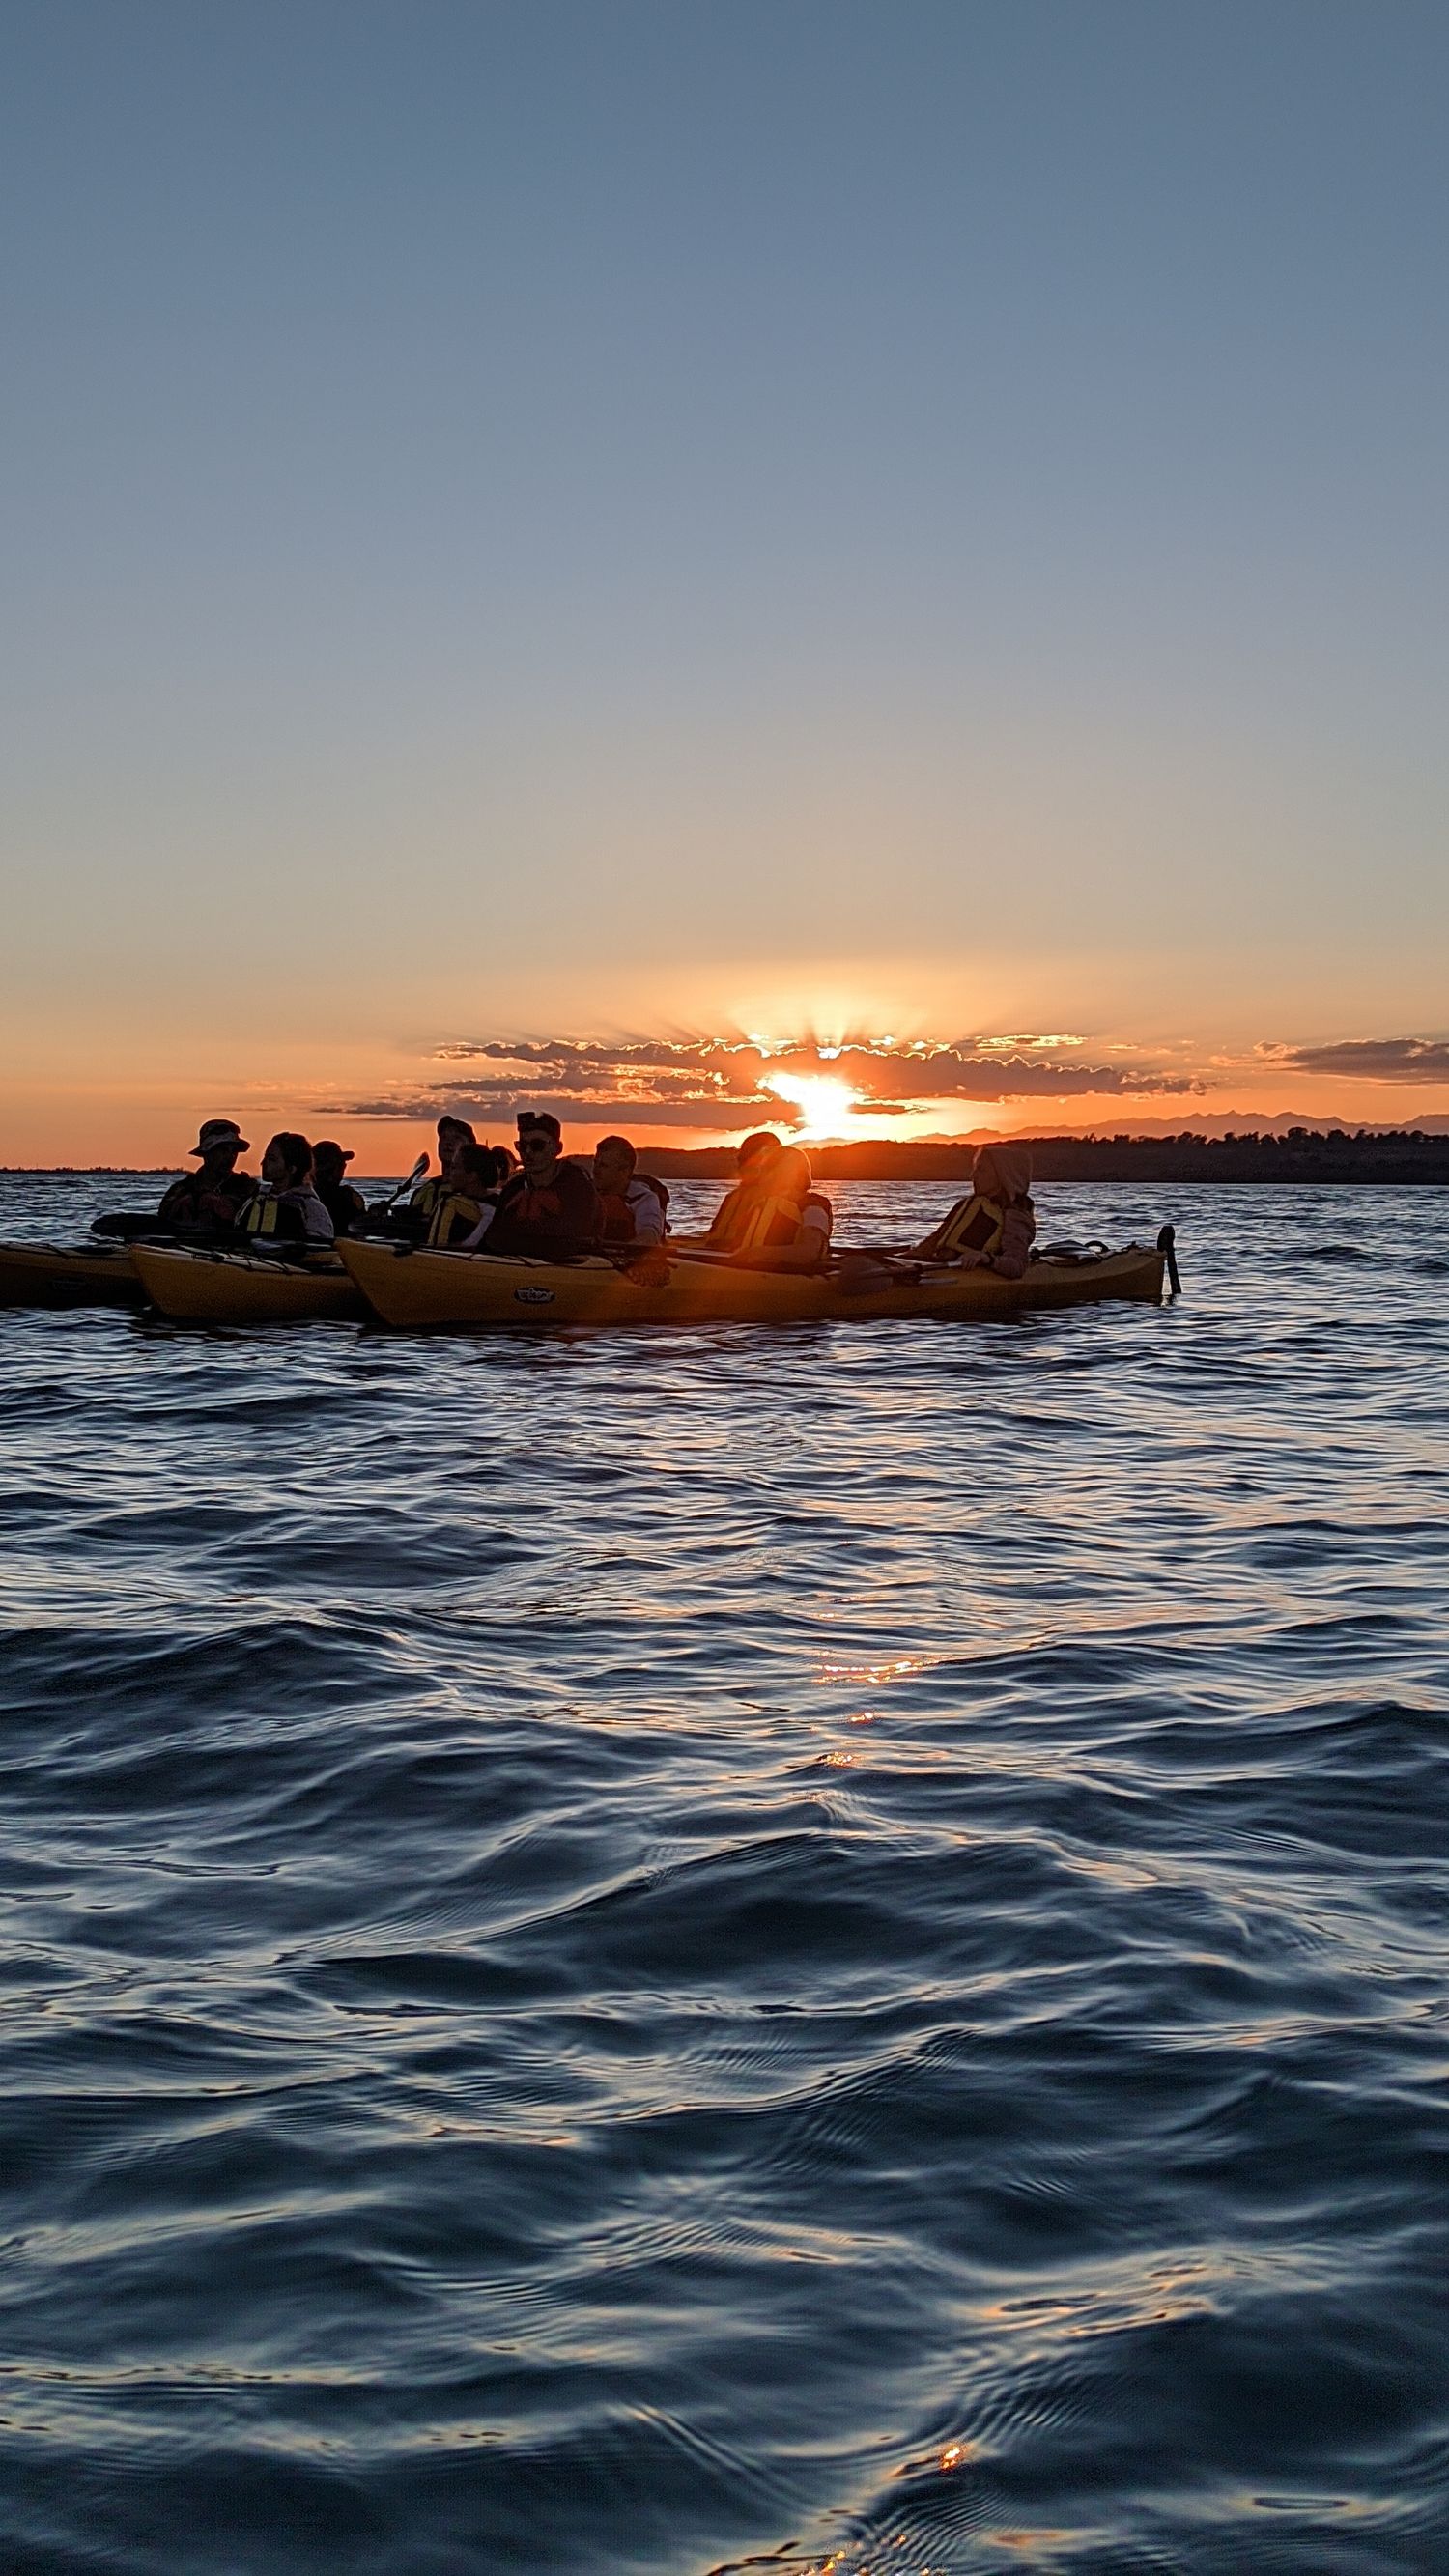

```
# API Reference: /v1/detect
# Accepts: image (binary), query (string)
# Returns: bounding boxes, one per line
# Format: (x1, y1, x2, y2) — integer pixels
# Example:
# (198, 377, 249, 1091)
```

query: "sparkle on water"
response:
(1, 1172, 1446, 2576)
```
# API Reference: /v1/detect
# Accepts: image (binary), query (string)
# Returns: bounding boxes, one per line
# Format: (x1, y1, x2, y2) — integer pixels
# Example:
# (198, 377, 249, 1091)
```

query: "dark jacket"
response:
(155, 1166, 256, 1235)
(486, 1159, 601, 1260)
(318, 1181, 368, 1234)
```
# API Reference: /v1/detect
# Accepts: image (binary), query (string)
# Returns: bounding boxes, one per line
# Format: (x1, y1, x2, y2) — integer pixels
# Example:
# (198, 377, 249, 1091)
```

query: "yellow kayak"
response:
(130, 1244, 367, 1324)
(0, 1241, 144, 1308)
(339, 1238, 1167, 1332)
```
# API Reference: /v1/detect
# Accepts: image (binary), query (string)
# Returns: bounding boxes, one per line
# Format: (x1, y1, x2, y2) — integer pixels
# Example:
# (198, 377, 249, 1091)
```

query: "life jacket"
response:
(729, 1188, 808, 1255)
(710, 1171, 825, 1256)
(157, 1170, 254, 1229)
(425, 1188, 494, 1249)
(238, 1194, 289, 1240)
(238, 1188, 332, 1246)
(929, 1192, 1006, 1261)
(598, 1174, 669, 1245)
(923, 1189, 1036, 1271)
(706, 1181, 764, 1250)
(408, 1175, 448, 1222)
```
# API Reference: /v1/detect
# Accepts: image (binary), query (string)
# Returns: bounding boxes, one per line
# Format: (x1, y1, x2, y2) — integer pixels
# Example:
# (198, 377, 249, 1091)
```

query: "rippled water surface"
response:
(2, 1173, 1447, 2575)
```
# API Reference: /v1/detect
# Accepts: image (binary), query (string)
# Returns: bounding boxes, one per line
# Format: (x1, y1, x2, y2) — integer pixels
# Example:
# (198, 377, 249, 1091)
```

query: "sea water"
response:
(1, 1173, 1446, 2575)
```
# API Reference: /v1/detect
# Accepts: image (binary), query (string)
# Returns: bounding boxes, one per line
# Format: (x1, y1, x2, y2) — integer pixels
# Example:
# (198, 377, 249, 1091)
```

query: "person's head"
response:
(454, 1140, 500, 1194)
(313, 1139, 353, 1189)
(973, 1144, 1032, 1203)
(770, 1144, 812, 1199)
(262, 1131, 314, 1191)
(737, 1129, 782, 1181)
(593, 1134, 637, 1198)
(190, 1118, 249, 1172)
(438, 1116, 476, 1183)
(517, 1110, 562, 1176)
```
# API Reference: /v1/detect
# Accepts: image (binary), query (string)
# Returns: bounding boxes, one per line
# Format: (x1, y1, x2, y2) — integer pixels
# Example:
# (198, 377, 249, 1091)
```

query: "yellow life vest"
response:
(425, 1188, 491, 1249)
(928, 1192, 1005, 1261)
(409, 1176, 448, 1221)
(238, 1191, 330, 1246)
(730, 1189, 808, 1255)
(707, 1181, 750, 1249)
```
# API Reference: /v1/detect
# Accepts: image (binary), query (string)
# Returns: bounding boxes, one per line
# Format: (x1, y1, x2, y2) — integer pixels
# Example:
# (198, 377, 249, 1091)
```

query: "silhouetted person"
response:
(484, 1113, 600, 1259)
(702, 1134, 833, 1267)
(313, 1140, 367, 1234)
(94, 1118, 256, 1240)
(236, 1134, 335, 1247)
(426, 1142, 511, 1247)
(593, 1134, 668, 1248)
(913, 1146, 1036, 1277)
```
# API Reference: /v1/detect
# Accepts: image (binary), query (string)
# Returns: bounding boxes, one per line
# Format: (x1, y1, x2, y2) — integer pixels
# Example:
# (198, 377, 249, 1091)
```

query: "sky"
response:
(3, 0, 1447, 1166)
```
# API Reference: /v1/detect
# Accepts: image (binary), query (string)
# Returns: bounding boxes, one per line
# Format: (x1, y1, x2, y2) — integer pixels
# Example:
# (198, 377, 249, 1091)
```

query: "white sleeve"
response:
(460, 1203, 496, 1250)
(630, 1188, 666, 1245)
(801, 1202, 832, 1242)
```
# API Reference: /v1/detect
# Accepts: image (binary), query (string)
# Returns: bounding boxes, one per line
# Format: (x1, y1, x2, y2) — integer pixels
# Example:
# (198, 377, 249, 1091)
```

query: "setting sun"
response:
(761, 1070, 862, 1139)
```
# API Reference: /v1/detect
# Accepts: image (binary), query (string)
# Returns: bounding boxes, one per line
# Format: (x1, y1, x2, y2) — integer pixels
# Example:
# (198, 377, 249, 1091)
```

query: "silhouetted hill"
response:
(8, 1132, 1449, 1186)
(644, 1131, 1449, 1184)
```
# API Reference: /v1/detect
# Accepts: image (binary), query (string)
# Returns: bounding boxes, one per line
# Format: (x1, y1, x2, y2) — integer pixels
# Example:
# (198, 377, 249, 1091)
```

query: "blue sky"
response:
(4, 1, 1446, 1157)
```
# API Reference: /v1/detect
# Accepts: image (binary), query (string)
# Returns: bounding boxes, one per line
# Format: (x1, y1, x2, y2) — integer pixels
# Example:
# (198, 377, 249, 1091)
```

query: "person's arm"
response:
(629, 1187, 666, 1247)
(990, 1203, 1036, 1281)
(459, 1199, 497, 1250)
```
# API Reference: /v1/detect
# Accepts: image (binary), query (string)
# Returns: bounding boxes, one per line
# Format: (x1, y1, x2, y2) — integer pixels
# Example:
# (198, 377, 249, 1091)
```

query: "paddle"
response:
(1157, 1223, 1182, 1295)
(374, 1152, 430, 1214)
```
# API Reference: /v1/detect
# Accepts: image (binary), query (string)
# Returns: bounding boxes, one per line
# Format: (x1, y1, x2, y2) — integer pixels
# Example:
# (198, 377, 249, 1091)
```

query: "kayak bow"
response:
(129, 1244, 367, 1324)
(0, 1241, 144, 1308)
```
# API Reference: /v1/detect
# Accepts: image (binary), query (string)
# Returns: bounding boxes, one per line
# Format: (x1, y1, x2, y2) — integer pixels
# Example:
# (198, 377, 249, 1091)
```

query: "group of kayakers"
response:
(96, 1114, 1038, 1278)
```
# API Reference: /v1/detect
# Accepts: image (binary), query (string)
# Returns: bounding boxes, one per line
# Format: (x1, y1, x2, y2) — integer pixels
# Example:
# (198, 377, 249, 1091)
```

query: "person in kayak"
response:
(481, 1112, 600, 1259)
(425, 1142, 510, 1247)
(236, 1134, 335, 1248)
(374, 1116, 477, 1238)
(93, 1118, 258, 1239)
(699, 1129, 780, 1247)
(912, 1145, 1036, 1276)
(702, 1133, 833, 1268)
(593, 1135, 668, 1248)
(313, 1140, 368, 1235)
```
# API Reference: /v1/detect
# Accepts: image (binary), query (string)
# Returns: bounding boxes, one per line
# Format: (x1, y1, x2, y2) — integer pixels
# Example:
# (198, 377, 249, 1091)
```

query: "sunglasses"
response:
(519, 1129, 555, 1150)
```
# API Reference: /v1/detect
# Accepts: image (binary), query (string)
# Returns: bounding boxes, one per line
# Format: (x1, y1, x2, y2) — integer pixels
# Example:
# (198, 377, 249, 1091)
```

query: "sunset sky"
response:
(5, 1, 1447, 1167)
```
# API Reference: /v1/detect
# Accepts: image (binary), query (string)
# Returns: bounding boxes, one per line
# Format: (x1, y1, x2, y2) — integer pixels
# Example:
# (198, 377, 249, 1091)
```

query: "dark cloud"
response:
(429, 1035, 1202, 1100)
(320, 1033, 1205, 1124)
(1268, 1037, 1449, 1083)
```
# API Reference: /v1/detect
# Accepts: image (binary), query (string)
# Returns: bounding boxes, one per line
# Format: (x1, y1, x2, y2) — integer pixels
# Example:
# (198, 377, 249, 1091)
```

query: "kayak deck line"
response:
(337, 1236, 1168, 1332)
(3, 1234, 1172, 1329)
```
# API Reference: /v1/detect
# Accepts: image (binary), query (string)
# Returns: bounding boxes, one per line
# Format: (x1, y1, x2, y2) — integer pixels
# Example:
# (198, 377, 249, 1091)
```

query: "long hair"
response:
(268, 1132, 315, 1190)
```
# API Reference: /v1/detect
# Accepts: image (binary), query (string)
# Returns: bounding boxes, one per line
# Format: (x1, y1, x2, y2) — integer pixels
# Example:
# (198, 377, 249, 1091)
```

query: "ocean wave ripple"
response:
(1, 1178, 1446, 2575)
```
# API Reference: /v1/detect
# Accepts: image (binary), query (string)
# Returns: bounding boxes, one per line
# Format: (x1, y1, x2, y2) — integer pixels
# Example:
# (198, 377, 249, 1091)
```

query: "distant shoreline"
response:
(8, 1132, 1449, 1186)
